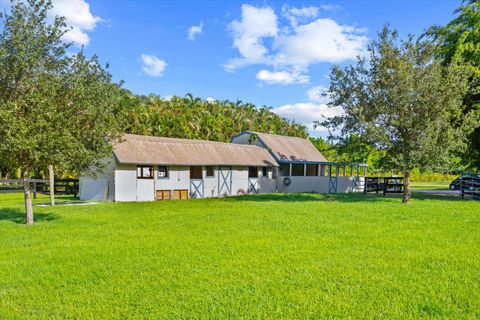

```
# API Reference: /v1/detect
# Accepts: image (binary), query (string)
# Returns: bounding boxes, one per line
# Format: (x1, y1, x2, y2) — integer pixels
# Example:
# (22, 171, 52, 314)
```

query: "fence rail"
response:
(0, 179, 47, 199)
(460, 177, 480, 201)
(364, 177, 404, 196)
(0, 178, 79, 198)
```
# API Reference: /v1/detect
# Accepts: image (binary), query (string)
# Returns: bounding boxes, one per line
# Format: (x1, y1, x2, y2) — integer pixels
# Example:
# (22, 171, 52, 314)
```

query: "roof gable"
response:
(235, 132, 328, 163)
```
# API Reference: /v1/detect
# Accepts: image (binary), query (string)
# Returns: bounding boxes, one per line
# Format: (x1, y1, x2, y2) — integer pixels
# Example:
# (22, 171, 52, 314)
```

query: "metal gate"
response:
(190, 179, 204, 198)
(218, 167, 232, 196)
(248, 178, 259, 194)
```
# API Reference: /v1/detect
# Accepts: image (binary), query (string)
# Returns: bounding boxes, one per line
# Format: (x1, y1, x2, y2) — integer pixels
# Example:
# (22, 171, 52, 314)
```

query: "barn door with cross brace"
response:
(218, 167, 232, 196)
(190, 179, 204, 198)
(248, 178, 259, 194)
(328, 165, 338, 194)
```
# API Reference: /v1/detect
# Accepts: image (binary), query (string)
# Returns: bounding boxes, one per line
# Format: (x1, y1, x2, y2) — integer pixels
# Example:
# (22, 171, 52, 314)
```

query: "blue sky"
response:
(2, 0, 462, 135)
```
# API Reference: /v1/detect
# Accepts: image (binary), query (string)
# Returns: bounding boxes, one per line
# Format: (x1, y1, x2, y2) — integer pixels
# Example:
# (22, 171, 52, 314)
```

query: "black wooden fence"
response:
(460, 176, 480, 201)
(38, 179, 79, 198)
(0, 179, 47, 199)
(0, 178, 79, 198)
(364, 177, 404, 196)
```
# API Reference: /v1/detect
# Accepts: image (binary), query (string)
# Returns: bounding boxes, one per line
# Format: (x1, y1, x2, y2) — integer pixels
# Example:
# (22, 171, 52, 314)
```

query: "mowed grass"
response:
(0, 192, 479, 319)
(411, 181, 450, 190)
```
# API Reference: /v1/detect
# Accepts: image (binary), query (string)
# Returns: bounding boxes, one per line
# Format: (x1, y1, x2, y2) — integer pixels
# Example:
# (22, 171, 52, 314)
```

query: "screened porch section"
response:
(276, 162, 368, 193)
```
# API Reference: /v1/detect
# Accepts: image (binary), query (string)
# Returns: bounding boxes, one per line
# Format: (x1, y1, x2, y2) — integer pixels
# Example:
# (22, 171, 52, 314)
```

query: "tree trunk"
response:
(402, 170, 411, 203)
(49, 165, 55, 206)
(23, 171, 34, 224)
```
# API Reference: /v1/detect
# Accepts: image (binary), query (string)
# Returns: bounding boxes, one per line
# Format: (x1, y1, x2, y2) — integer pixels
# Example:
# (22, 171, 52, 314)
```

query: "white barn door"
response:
(136, 179, 154, 201)
(248, 178, 259, 194)
(218, 167, 232, 196)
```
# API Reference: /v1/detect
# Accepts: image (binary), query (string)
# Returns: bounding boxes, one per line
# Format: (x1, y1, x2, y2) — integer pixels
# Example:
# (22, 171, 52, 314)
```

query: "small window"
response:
(262, 167, 268, 177)
(206, 166, 214, 177)
(291, 164, 305, 176)
(158, 166, 168, 178)
(306, 164, 318, 176)
(248, 167, 258, 178)
(190, 166, 203, 179)
(137, 165, 153, 179)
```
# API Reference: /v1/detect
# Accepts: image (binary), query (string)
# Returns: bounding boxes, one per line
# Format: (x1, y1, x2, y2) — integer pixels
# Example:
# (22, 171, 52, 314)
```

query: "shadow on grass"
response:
(0, 207, 59, 224)
(225, 192, 463, 203)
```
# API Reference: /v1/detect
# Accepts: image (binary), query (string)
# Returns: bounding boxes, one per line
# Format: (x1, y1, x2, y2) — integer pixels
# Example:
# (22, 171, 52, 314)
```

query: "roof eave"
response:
(115, 160, 279, 167)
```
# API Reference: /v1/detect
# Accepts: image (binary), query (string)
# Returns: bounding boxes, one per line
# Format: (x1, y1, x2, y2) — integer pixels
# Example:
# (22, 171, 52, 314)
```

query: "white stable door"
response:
(136, 179, 154, 201)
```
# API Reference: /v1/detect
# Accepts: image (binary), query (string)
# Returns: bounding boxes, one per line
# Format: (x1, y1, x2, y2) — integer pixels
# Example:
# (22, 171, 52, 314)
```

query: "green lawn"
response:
(1, 192, 479, 319)
(411, 181, 451, 190)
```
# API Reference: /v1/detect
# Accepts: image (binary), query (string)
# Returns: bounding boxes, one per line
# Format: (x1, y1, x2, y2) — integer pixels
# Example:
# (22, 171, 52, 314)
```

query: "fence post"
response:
(383, 178, 387, 196)
(49, 165, 55, 206)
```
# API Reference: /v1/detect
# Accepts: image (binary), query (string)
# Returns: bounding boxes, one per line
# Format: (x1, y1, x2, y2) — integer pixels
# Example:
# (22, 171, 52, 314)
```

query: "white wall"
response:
(275, 176, 365, 193)
(79, 177, 107, 201)
(79, 157, 115, 201)
(258, 176, 276, 193)
(155, 166, 189, 191)
(231, 166, 249, 196)
(81, 160, 281, 202)
(114, 163, 136, 202)
(152, 165, 270, 198)
(203, 168, 217, 198)
(277, 176, 330, 193)
(136, 179, 155, 201)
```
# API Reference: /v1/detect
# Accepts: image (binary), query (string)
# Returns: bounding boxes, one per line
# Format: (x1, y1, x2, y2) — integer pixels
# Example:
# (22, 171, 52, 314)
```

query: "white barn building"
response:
(79, 134, 278, 202)
(79, 132, 367, 201)
(231, 131, 367, 194)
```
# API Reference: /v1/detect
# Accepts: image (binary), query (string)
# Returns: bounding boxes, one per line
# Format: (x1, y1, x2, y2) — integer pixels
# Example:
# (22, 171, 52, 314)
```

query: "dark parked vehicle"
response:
(450, 173, 480, 191)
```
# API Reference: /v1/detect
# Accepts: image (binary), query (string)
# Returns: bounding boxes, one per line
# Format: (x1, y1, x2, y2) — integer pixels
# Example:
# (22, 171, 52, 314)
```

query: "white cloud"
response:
(188, 21, 203, 41)
(320, 3, 341, 11)
(141, 54, 167, 77)
(274, 18, 368, 67)
(51, 0, 102, 46)
(306, 85, 330, 103)
(282, 5, 319, 27)
(256, 69, 309, 85)
(274, 102, 343, 136)
(225, 4, 368, 84)
(224, 4, 278, 71)
(206, 97, 216, 102)
(274, 102, 342, 125)
(273, 85, 342, 136)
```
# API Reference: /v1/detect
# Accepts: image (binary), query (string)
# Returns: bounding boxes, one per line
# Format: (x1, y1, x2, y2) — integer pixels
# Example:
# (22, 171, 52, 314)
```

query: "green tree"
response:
(310, 135, 385, 173)
(0, 0, 124, 224)
(309, 137, 338, 161)
(120, 93, 308, 142)
(427, 0, 480, 169)
(317, 26, 475, 203)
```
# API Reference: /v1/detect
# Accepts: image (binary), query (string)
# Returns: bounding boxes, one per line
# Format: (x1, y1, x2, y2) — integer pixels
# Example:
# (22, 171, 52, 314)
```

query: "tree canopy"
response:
(427, 0, 480, 170)
(317, 26, 476, 202)
(121, 93, 308, 142)
(0, 0, 125, 223)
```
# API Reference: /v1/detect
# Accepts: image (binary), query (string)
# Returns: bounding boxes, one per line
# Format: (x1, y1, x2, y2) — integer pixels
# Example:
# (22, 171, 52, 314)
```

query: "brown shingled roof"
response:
(114, 134, 278, 166)
(252, 132, 327, 162)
